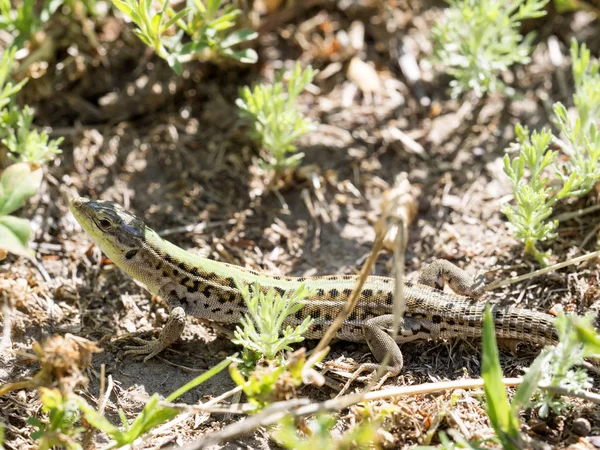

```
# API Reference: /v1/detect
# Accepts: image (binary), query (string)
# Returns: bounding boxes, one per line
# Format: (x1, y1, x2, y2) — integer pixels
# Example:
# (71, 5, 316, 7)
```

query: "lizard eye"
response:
(98, 218, 113, 230)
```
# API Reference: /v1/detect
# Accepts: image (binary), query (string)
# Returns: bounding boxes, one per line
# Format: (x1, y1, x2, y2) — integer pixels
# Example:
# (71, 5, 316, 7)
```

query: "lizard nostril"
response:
(72, 197, 89, 208)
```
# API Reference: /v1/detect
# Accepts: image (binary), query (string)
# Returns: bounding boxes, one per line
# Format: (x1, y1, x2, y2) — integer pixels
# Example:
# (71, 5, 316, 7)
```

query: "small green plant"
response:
(0, 49, 62, 259)
(0, 49, 63, 165)
(503, 40, 600, 264)
(112, 0, 257, 74)
(529, 311, 598, 417)
(502, 126, 563, 264)
(2, 105, 63, 164)
(76, 394, 179, 448)
(28, 388, 85, 450)
(228, 283, 319, 409)
(88, 357, 229, 447)
(25, 342, 232, 449)
(274, 414, 380, 450)
(432, 0, 548, 98)
(231, 281, 313, 361)
(236, 62, 318, 173)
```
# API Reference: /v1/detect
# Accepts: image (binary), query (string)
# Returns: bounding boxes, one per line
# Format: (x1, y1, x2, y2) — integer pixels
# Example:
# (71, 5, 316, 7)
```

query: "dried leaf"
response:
(346, 57, 380, 94)
(381, 173, 420, 251)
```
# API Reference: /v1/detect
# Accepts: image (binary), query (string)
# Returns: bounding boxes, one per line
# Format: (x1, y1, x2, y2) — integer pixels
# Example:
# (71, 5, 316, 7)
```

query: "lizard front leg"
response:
(124, 284, 186, 362)
(418, 259, 486, 298)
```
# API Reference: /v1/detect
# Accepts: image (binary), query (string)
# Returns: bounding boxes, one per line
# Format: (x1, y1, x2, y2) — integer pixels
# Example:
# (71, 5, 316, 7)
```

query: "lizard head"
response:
(70, 197, 146, 263)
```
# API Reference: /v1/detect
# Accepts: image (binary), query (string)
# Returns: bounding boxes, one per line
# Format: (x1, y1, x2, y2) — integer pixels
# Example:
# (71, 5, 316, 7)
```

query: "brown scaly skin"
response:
(70, 198, 558, 368)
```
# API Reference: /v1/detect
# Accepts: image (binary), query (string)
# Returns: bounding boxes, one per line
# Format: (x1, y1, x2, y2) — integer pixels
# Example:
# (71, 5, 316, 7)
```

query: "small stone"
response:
(572, 417, 591, 436)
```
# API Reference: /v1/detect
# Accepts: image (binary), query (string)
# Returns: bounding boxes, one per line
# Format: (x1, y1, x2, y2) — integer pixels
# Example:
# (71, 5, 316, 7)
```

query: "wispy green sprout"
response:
(236, 62, 319, 173)
(27, 352, 232, 449)
(29, 388, 85, 450)
(112, 0, 257, 74)
(2, 105, 63, 164)
(0, 47, 63, 164)
(0, 0, 52, 49)
(503, 40, 600, 264)
(77, 393, 179, 449)
(0, 48, 28, 109)
(432, 0, 548, 98)
(529, 311, 598, 417)
(502, 126, 561, 264)
(232, 281, 313, 361)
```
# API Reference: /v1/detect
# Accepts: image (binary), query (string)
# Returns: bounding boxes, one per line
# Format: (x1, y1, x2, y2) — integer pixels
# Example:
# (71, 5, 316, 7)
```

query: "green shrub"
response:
(432, 0, 548, 98)
(0, 48, 62, 259)
(503, 40, 600, 264)
(112, 0, 257, 74)
(237, 63, 318, 173)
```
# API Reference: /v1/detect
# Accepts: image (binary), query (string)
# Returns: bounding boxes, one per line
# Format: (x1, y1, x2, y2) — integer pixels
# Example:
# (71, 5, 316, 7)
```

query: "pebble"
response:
(572, 417, 591, 436)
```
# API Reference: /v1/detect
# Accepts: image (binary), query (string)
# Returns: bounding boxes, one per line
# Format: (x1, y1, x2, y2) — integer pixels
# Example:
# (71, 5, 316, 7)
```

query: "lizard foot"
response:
(325, 360, 399, 396)
(124, 339, 168, 362)
(337, 363, 399, 397)
(122, 306, 186, 362)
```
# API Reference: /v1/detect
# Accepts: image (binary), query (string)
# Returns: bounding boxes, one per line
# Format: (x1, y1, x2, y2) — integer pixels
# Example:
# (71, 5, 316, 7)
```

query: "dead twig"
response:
(485, 250, 600, 292)
(0, 300, 12, 355)
(555, 204, 600, 222)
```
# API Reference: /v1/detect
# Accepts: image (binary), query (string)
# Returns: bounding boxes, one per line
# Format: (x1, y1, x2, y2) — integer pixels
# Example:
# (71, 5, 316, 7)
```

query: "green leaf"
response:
(166, 357, 233, 402)
(221, 48, 258, 64)
(0, 163, 43, 216)
(511, 349, 552, 412)
(0, 215, 33, 259)
(219, 29, 257, 48)
(481, 306, 521, 449)
(112, 0, 133, 17)
(76, 398, 122, 437)
(573, 315, 600, 356)
(151, 12, 162, 37)
(161, 7, 189, 33)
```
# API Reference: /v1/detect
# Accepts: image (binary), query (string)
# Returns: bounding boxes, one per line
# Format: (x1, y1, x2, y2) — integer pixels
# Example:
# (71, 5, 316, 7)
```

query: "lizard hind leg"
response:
(335, 314, 442, 395)
(418, 259, 486, 298)
(331, 314, 407, 396)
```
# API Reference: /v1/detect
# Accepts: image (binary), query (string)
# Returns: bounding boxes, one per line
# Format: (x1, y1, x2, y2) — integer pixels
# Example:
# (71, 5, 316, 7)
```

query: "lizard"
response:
(70, 197, 559, 370)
